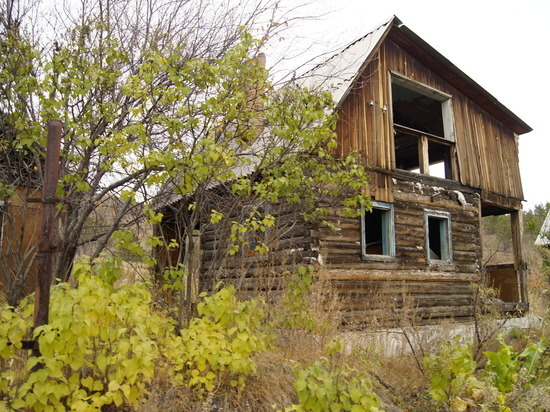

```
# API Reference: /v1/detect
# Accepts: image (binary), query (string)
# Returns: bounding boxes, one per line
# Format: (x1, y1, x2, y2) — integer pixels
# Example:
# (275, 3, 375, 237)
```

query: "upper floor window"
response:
(361, 201, 395, 260)
(391, 74, 457, 179)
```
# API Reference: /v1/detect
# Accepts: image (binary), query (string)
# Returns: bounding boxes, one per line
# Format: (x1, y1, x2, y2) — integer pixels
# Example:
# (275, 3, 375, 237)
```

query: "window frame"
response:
(424, 210, 453, 265)
(390, 72, 458, 179)
(361, 201, 396, 261)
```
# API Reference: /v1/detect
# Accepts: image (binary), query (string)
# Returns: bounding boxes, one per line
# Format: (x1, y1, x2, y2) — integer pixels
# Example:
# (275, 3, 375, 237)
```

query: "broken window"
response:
(425, 210, 452, 264)
(392, 76, 456, 179)
(361, 201, 395, 260)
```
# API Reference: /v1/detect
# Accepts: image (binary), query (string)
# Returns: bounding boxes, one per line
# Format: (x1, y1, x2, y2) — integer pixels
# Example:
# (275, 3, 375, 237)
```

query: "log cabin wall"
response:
(157, 18, 530, 325)
(199, 201, 318, 300)
(336, 37, 524, 207)
(316, 177, 481, 325)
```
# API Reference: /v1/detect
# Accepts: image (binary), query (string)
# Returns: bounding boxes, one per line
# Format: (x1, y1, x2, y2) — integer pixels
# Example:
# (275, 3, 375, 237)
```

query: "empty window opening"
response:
(425, 211, 452, 264)
(361, 202, 395, 260)
(392, 82, 444, 137)
(392, 76, 456, 179)
(394, 128, 454, 178)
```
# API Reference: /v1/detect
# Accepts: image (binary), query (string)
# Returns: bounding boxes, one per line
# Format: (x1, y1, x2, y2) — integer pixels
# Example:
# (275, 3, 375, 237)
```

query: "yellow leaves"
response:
(168, 287, 269, 398)
(81, 376, 104, 392)
(0, 261, 179, 410)
(118, 341, 131, 356)
(0, 307, 30, 359)
(450, 396, 470, 412)
(210, 209, 224, 224)
(96, 354, 108, 373)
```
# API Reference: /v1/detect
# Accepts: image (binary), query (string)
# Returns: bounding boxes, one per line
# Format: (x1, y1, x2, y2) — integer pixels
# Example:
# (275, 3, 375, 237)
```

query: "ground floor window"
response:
(425, 210, 452, 264)
(361, 201, 395, 260)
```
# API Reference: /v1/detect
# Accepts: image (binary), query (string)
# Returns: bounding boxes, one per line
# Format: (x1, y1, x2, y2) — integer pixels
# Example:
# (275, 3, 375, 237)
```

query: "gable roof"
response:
(300, 15, 531, 136)
(535, 211, 550, 246)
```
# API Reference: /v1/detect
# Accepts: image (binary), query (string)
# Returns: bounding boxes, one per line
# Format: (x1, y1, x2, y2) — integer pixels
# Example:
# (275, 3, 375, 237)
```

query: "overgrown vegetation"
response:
(1, 1, 549, 410)
(1, 260, 549, 411)
(0, 0, 369, 308)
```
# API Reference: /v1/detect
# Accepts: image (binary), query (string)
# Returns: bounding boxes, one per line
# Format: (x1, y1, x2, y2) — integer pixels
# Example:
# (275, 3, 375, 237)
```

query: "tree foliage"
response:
(0, 0, 369, 306)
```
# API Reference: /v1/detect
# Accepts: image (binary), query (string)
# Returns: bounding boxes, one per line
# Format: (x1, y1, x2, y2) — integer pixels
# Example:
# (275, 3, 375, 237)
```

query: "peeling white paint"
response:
(318, 254, 324, 265)
(453, 190, 467, 207)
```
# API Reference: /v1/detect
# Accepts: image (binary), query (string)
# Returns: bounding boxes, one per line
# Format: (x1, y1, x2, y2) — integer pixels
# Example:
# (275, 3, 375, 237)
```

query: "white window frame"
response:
(361, 201, 396, 260)
(424, 210, 453, 265)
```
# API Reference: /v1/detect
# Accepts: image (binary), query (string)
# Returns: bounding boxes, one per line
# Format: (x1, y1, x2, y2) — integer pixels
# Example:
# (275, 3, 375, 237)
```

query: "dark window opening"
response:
(428, 217, 444, 259)
(425, 211, 452, 264)
(392, 82, 444, 137)
(361, 202, 395, 259)
(394, 127, 454, 179)
(364, 208, 384, 255)
(392, 78, 456, 180)
(394, 132, 420, 171)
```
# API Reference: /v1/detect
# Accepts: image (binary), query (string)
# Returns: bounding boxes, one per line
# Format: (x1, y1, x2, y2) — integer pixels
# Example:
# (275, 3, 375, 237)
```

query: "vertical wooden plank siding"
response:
(335, 39, 524, 204)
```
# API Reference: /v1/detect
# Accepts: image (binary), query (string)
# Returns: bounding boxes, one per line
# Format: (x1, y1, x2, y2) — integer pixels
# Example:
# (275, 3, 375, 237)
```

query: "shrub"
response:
(279, 341, 382, 412)
(0, 260, 270, 410)
(166, 285, 270, 397)
(423, 334, 549, 411)
(0, 258, 176, 411)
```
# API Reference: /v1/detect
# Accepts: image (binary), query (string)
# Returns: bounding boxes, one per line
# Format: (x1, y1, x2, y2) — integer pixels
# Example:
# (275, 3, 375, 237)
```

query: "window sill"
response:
(427, 259, 453, 266)
(361, 254, 396, 262)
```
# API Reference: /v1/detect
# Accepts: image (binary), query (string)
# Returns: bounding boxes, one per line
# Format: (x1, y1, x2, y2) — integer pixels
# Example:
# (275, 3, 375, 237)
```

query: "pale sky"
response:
(275, 0, 549, 211)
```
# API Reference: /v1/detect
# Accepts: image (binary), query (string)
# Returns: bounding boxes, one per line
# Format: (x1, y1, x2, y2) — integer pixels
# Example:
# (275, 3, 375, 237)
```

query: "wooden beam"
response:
(510, 209, 529, 305)
(419, 134, 429, 174)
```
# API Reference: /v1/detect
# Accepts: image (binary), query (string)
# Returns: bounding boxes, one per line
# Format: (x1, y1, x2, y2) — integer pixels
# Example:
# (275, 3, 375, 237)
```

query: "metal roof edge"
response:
(334, 15, 398, 106)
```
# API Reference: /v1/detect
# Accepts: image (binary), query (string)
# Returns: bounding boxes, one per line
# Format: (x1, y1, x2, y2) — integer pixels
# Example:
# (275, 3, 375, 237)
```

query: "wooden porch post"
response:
(511, 209, 529, 306)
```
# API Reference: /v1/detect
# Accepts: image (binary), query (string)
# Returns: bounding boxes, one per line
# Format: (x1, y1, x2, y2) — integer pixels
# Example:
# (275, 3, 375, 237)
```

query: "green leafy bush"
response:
(166, 286, 269, 396)
(423, 336, 477, 403)
(279, 341, 381, 412)
(484, 335, 548, 393)
(0, 258, 176, 411)
(274, 265, 333, 335)
(0, 260, 271, 410)
(423, 334, 548, 411)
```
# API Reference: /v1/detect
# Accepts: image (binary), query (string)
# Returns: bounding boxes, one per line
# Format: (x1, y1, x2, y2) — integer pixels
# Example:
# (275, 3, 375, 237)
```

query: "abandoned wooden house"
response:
(156, 16, 532, 325)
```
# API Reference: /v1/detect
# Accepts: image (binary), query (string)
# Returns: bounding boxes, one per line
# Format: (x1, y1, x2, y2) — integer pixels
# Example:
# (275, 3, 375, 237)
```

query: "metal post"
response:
(32, 120, 62, 356)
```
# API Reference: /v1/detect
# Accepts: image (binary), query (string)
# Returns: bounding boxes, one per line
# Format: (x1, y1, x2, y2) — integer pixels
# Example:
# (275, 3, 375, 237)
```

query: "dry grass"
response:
(3, 265, 549, 411)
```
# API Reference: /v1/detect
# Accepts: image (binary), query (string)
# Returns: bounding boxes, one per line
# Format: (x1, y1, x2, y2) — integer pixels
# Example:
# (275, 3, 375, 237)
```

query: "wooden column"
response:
(419, 134, 429, 174)
(511, 209, 529, 305)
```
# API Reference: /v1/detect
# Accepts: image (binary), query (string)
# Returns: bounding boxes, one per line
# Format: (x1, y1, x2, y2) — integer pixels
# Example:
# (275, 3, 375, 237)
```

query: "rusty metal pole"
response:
(32, 120, 63, 356)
